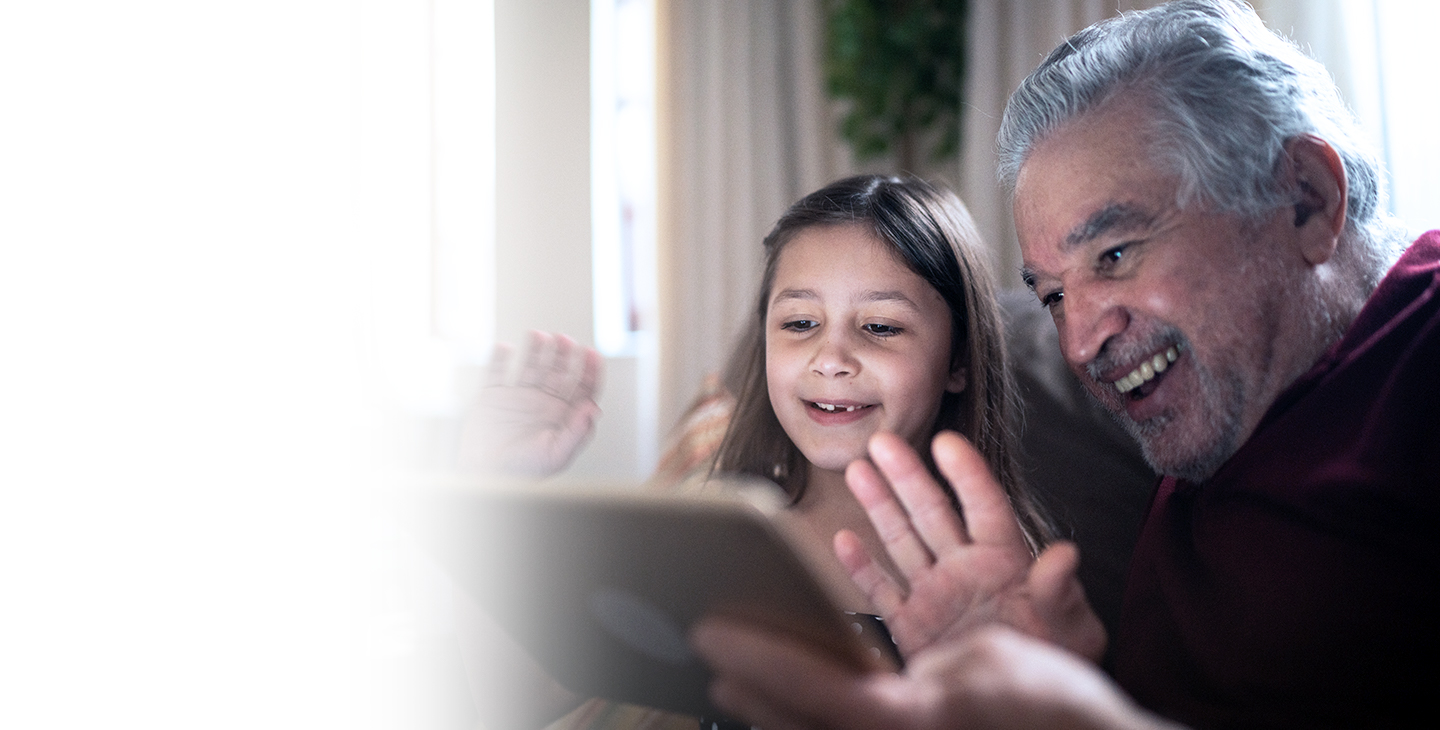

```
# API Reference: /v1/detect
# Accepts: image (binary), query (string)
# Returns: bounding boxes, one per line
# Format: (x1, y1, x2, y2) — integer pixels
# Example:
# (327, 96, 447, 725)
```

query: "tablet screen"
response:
(422, 480, 892, 719)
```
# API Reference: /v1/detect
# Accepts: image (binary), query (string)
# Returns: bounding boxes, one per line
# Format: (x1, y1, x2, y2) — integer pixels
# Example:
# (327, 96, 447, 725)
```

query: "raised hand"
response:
(836, 430, 1106, 661)
(457, 331, 603, 478)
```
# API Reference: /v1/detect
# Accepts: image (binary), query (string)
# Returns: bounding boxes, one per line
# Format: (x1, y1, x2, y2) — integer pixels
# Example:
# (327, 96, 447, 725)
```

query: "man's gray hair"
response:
(997, 0, 1405, 287)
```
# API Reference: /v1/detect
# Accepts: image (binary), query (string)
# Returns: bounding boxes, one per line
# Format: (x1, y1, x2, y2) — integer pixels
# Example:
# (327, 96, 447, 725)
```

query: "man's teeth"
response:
(1114, 345, 1181, 394)
(814, 402, 866, 413)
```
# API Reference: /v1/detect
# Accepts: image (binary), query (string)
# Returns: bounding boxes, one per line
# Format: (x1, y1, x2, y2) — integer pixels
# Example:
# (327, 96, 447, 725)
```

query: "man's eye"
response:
(863, 323, 902, 336)
(1039, 291, 1064, 309)
(1099, 244, 1129, 267)
(781, 319, 817, 332)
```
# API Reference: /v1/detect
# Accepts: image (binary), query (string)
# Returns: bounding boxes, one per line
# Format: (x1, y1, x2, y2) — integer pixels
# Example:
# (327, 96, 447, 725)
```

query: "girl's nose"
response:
(810, 329, 859, 377)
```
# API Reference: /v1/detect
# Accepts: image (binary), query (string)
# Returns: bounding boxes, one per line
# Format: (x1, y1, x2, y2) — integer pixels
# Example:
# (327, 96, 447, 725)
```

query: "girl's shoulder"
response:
(644, 374, 736, 493)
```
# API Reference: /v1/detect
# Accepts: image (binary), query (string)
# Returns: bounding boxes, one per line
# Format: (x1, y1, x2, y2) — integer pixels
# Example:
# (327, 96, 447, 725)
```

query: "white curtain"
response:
(658, 0, 846, 431)
(658, 0, 1238, 429)
(1250, 0, 1426, 230)
(959, 0, 1167, 291)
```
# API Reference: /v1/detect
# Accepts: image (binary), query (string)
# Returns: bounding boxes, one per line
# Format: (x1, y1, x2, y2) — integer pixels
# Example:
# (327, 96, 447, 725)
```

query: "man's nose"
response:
(1058, 281, 1129, 368)
(810, 327, 860, 377)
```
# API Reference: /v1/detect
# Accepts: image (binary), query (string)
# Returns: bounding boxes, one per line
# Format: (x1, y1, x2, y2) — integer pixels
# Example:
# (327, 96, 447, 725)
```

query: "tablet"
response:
(420, 477, 895, 719)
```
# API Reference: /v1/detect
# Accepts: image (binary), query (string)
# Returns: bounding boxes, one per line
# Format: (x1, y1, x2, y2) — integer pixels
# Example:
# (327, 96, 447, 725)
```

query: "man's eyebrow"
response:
(1064, 203, 1157, 248)
(1019, 203, 1158, 291)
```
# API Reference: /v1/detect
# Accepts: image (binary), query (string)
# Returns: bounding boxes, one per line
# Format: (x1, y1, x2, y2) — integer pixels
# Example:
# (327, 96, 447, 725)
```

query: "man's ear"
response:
(1283, 134, 1347, 265)
(946, 366, 968, 394)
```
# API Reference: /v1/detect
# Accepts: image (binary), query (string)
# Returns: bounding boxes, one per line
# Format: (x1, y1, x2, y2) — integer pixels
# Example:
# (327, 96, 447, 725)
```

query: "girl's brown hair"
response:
(713, 174, 1053, 548)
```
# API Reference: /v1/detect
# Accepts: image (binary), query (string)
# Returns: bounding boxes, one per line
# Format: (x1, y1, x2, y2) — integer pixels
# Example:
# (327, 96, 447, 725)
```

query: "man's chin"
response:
(1130, 419, 1242, 483)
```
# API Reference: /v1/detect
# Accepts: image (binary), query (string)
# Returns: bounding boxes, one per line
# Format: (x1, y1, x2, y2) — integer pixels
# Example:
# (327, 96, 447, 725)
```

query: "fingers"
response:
(867, 432, 970, 553)
(845, 457, 937, 579)
(930, 431, 1026, 548)
(538, 334, 576, 396)
(514, 331, 556, 389)
(1028, 542, 1081, 604)
(500, 331, 604, 404)
(833, 529, 906, 618)
(575, 345, 604, 403)
(1028, 542, 1107, 660)
(482, 342, 515, 388)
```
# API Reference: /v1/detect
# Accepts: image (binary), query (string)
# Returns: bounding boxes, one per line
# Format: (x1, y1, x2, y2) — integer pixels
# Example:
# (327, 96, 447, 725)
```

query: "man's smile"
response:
(1114, 344, 1181, 397)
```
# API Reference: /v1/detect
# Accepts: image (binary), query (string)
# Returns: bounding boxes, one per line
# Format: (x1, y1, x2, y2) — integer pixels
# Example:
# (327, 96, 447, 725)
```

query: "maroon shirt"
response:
(1112, 231, 1440, 728)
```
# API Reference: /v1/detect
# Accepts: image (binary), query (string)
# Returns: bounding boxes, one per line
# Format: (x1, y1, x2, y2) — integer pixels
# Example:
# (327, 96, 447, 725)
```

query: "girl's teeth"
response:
(1115, 345, 1182, 394)
(816, 402, 863, 412)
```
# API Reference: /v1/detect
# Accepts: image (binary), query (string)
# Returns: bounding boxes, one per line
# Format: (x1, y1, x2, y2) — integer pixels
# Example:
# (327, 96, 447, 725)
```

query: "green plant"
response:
(824, 0, 967, 172)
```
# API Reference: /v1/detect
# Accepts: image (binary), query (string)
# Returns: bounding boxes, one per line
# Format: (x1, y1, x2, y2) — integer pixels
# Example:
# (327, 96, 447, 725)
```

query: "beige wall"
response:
(495, 0, 592, 344)
(494, 0, 645, 481)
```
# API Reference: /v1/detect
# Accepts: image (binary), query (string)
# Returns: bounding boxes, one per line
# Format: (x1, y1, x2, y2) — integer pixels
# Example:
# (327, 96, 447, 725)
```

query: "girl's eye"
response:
(781, 319, 817, 332)
(1039, 291, 1064, 310)
(863, 323, 902, 336)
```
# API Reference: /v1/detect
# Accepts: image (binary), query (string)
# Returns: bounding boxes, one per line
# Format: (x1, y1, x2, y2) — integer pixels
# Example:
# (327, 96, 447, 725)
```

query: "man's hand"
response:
(692, 618, 1180, 730)
(837, 431, 1106, 660)
(458, 331, 603, 478)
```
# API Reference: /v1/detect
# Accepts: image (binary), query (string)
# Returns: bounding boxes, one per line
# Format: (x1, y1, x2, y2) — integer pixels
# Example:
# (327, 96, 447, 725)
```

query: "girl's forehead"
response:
(775, 224, 903, 276)
(769, 225, 948, 307)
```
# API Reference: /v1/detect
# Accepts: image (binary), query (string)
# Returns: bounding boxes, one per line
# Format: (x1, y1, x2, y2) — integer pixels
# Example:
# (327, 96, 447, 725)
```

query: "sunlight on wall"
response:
(0, 2, 378, 728)
(591, 0, 657, 359)
(591, 0, 660, 474)
(1268, 0, 1440, 237)
(1371, 0, 1440, 236)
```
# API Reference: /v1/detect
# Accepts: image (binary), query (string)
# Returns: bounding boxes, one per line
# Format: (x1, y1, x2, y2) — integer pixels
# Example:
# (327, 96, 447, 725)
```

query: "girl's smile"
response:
(805, 399, 876, 424)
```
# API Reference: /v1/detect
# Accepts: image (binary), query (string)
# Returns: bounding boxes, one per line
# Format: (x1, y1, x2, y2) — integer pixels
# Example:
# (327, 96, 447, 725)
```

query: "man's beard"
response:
(1121, 365, 1246, 483)
(1086, 326, 1247, 483)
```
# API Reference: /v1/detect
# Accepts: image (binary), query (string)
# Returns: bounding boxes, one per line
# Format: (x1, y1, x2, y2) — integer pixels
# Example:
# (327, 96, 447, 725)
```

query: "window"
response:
(1277, 0, 1440, 238)
(592, 0, 660, 472)
(1368, 0, 1440, 235)
(356, 0, 496, 421)
(591, 0, 657, 358)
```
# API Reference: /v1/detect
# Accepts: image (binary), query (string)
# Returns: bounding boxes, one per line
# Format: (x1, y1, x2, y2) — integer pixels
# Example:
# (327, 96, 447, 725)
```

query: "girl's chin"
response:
(796, 447, 869, 476)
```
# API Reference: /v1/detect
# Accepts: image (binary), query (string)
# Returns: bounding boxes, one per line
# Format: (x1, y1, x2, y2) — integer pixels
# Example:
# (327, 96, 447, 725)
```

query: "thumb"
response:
(1028, 542, 1107, 660)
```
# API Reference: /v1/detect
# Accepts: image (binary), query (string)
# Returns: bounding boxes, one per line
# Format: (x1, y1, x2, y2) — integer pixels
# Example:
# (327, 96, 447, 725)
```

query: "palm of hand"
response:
(839, 431, 1106, 662)
(881, 540, 1034, 657)
(458, 332, 603, 479)
(478, 383, 593, 476)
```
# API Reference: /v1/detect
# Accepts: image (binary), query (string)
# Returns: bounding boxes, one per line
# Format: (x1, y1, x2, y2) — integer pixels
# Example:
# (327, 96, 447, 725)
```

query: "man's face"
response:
(1013, 98, 1313, 481)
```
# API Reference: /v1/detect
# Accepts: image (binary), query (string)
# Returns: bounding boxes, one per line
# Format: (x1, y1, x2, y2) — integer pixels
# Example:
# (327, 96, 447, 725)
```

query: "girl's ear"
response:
(946, 366, 968, 394)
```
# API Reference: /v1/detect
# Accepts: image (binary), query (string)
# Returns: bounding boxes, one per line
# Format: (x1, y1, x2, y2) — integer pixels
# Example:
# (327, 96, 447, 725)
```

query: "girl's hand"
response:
(458, 331, 603, 478)
(836, 431, 1106, 661)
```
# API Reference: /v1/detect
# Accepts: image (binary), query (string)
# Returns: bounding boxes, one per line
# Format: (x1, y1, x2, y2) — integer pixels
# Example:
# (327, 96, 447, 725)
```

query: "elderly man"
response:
(693, 1, 1439, 728)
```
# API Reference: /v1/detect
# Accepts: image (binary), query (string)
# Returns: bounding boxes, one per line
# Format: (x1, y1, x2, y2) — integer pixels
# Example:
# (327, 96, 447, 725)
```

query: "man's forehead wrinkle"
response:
(1064, 203, 1158, 249)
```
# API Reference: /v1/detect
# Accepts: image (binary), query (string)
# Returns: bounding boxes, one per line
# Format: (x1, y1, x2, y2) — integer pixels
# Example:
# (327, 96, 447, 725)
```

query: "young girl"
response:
(461, 174, 1056, 729)
(713, 174, 1050, 560)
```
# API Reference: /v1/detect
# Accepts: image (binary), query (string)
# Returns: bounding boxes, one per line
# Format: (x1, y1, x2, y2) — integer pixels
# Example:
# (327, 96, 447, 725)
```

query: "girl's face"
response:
(765, 223, 965, 475)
